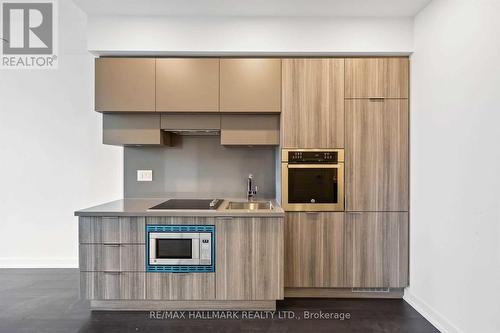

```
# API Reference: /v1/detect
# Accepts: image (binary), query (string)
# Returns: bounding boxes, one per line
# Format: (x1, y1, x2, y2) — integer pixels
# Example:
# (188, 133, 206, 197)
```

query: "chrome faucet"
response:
(247, 174, 258, 201)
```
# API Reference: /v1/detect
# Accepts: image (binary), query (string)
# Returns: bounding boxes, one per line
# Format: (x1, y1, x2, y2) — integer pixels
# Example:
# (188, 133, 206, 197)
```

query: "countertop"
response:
(75, 198, 284, 217)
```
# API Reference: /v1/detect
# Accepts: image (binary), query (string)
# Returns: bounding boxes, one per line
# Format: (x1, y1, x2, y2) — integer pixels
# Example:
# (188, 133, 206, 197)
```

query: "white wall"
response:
(0, 1, 122, 267)
(87, 16, 414, 55)
(406, 0, 500, 332)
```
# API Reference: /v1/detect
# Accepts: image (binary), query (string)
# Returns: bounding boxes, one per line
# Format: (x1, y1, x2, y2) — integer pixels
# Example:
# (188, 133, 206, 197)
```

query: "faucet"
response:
(247, 174, 258, 201)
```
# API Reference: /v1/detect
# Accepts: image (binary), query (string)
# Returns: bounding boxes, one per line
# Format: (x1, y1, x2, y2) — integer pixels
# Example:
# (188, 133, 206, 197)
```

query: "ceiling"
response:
(73, 0, 432, 17)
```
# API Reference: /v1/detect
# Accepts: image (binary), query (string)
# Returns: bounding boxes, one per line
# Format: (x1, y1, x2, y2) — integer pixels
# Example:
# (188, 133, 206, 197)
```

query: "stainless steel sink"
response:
(226, 201, 273, 210)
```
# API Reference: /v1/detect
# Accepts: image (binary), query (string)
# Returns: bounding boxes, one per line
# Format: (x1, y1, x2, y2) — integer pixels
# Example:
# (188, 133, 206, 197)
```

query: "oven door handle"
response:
(287, 164, 340, 169)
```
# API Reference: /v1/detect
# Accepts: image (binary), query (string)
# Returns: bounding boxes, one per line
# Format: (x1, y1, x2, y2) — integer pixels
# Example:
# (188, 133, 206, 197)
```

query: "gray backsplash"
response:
(124, 136, 277, 199)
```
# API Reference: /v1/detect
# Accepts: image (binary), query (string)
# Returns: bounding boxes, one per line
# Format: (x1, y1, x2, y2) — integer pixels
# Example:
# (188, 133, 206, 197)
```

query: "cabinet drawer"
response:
(79, 244, 146, 272)
(146, 273, 215, 300)
(79, 217, 146, 244)
(80, 272, 146, 300)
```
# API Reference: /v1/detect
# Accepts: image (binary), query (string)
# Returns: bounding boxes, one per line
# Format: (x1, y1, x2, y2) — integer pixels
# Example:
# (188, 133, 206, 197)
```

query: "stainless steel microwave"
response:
(282, 149, 344, 212)
(146, 225, 215, 273)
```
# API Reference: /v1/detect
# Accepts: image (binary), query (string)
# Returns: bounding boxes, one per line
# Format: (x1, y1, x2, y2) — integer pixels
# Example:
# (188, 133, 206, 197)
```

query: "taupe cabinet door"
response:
(156, 58, 220, 112)
(220, 58, 281, 112)
(103, 114, 171, 146)
(345, 58, 409, 98)
(284, 212, 351, 288)
(282, 58, 345, 148)
(95, 58, 155, 112)
(345, 99, 409, 211)
(346, 212, 408, 288)
(220, 114, 280, 145)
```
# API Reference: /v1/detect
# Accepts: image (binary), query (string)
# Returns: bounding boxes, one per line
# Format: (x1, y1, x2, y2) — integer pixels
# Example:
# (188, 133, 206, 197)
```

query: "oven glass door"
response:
(283, 164, 344, 211)
(288, 165, 338, 204)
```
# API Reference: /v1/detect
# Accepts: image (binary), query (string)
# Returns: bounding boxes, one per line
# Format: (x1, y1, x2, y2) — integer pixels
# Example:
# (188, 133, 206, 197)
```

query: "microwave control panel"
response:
(199, 233, 212, 265)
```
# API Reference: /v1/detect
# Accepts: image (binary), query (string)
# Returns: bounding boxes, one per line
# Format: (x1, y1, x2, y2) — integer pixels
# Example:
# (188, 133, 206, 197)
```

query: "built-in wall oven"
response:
(282, 149, 344, 211)
(146, 225, 215, 273)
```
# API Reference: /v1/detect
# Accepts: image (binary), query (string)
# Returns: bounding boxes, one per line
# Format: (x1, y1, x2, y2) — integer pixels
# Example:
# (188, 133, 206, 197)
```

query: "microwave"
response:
(282, 149, 344, 211)
(146, 225, 215, 273)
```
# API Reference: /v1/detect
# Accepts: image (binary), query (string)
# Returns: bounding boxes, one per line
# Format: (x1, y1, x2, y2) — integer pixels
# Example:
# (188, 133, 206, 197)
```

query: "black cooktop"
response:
(149, 199, 223, 210)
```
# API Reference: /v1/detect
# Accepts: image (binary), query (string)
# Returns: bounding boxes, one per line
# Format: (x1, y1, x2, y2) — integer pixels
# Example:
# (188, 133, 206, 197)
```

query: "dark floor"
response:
(0, 269, 438, 333)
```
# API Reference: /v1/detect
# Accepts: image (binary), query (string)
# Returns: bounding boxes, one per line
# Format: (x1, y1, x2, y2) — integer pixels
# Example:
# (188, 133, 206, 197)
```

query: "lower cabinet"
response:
(284, 212, 408, 289)
(79, 216, 284, 301)
(347, 212, 408, 288)
(215, 217, 284, 300)
(285, 212, 350, 288)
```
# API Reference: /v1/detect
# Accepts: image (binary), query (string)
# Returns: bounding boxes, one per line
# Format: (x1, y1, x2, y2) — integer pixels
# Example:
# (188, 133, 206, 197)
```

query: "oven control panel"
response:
(288, 151, 338, 163)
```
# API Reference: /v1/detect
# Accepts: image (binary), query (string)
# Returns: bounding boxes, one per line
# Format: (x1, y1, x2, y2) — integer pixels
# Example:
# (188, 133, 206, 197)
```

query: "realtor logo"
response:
(1, 0, 58, 69)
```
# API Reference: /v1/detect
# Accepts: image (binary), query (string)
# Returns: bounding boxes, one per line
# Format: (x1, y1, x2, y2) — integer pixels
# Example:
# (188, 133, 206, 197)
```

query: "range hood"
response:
(163, 129, 220, 136)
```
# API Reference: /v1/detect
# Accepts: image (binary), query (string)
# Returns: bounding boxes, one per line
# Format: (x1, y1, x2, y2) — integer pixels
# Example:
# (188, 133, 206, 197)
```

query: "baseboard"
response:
(285, 287, 404, 299)
(404, 290, 463, 333)
(91, 300, 276, 311)
(0, 257, 78, 268)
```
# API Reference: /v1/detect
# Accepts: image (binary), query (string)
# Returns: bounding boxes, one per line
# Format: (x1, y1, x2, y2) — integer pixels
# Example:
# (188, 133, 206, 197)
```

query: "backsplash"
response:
(124, 136, 276, 199)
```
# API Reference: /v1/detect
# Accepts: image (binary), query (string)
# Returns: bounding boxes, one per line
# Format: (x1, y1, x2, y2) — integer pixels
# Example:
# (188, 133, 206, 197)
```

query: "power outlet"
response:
(137, 170, 153, 182)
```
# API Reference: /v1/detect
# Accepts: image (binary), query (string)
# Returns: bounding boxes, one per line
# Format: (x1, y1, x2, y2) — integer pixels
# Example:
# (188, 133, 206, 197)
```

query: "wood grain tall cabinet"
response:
(282, 57, 410, 293)
(345, 57, 410, 289)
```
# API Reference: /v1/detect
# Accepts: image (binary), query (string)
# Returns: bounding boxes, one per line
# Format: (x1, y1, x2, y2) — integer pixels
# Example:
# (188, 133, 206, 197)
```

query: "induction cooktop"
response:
(149, 199, 223, 210)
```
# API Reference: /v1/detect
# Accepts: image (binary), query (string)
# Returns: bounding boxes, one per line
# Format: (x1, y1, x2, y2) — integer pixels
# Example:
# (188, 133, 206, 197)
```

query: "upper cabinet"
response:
(103, 114, 172, 146)
(156, 58, 219, 112)
(345, 99, 409, 211)
(220, 114, 280, 145)
(220, 58, 281, 112)
(345, 58, 409, 98)
(95, 58, 156, 112)
(282, 58, 344, 148)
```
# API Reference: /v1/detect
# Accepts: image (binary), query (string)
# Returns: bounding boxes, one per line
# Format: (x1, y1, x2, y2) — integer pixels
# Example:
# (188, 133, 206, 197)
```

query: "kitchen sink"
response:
(226, 201, 273, 210)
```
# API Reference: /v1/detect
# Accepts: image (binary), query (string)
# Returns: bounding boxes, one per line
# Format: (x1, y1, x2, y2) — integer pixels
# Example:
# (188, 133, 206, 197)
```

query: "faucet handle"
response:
(248, 174, 253, 179)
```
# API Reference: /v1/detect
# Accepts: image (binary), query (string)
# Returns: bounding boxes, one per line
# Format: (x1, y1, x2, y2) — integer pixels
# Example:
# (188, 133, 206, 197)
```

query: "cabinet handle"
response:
(102, 271, 122, 275)
(369, 97, 385, 101)
(102, 243, 121, 247)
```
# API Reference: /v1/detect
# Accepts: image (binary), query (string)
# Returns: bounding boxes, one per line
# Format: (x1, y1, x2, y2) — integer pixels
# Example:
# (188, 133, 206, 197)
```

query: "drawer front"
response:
(80, 272, 146, 300)
(79, 217, 146, 244)
(146, 273, 215, 300)
(79, 244, 145, 272)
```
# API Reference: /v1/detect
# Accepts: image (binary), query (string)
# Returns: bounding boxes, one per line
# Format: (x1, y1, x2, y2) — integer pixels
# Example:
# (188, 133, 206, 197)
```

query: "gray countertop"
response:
(75, 198, 284, 217)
